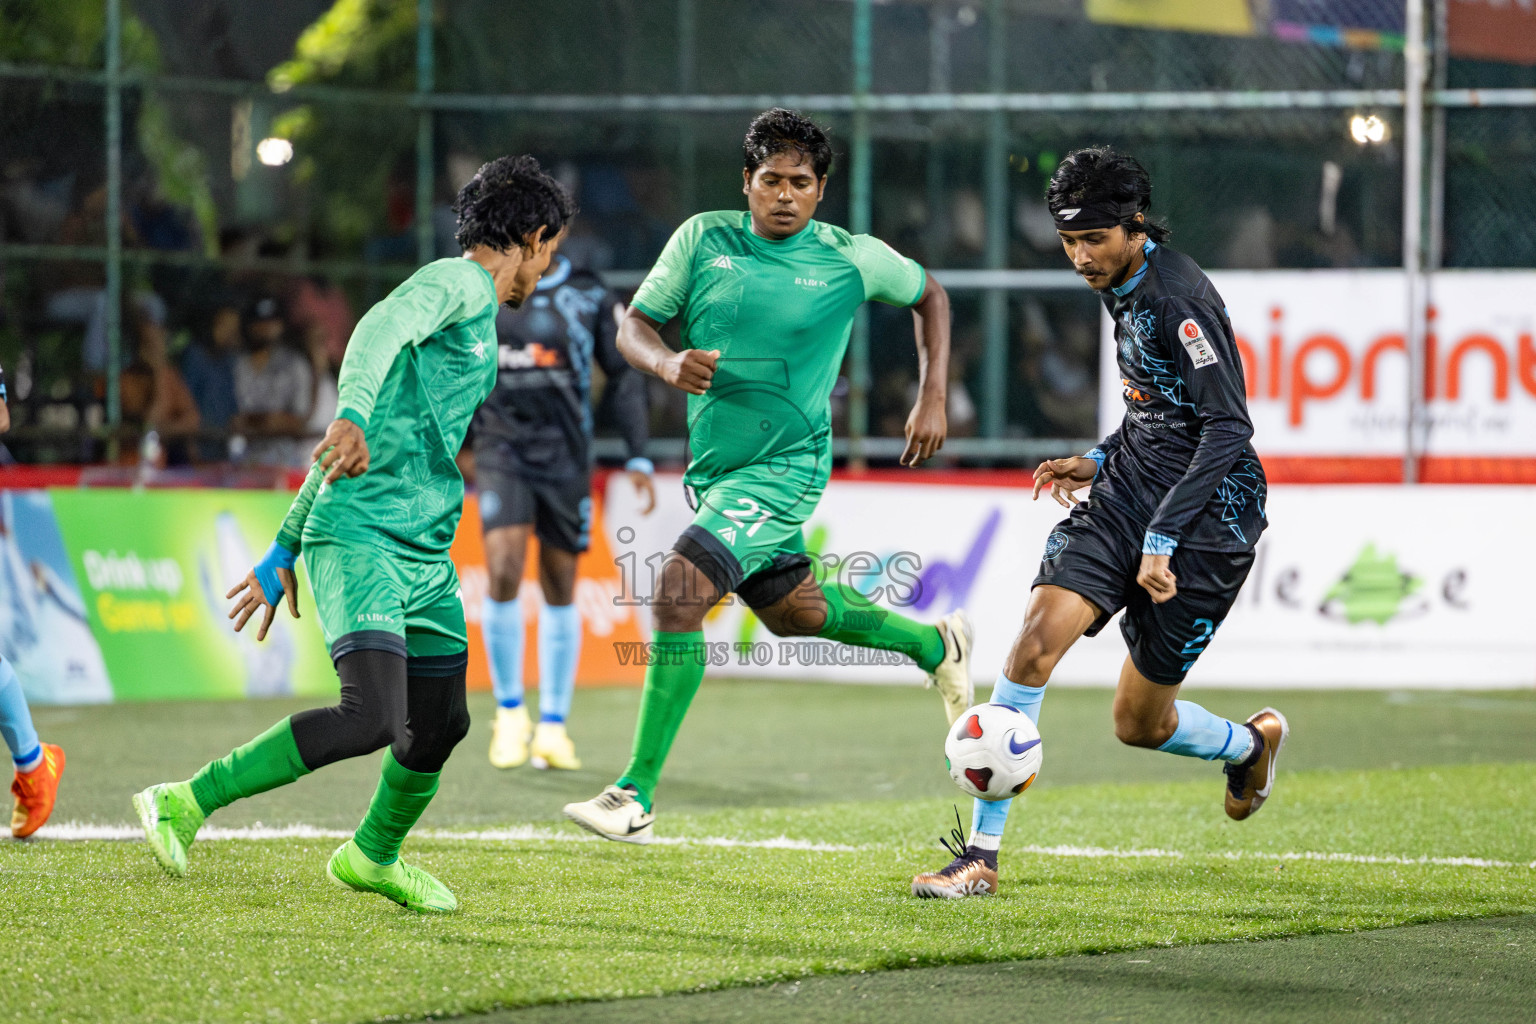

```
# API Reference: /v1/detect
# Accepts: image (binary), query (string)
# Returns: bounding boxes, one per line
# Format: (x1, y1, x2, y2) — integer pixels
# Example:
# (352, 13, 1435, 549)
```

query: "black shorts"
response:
(1033, 499, 1255, 685)
(476, 465, 591, 554)
(673, 525, 813, 611)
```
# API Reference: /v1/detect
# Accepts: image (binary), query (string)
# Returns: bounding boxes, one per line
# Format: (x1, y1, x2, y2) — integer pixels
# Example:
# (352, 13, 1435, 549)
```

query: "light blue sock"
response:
(1156, 700, 1254, 763)
(971, 675, 1047, 839)
(0, 657, 42, 772)
(481, 596, 525, 709)
(537, 603, 582, 724)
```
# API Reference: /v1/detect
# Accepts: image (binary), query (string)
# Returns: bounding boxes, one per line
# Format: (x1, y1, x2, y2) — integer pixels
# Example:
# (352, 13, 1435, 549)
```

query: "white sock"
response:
(969, 831, 1001, 851)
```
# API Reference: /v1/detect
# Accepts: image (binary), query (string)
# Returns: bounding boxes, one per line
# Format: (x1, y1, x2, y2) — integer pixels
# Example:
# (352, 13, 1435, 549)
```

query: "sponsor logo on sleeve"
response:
(1177, 318, 1220, 368)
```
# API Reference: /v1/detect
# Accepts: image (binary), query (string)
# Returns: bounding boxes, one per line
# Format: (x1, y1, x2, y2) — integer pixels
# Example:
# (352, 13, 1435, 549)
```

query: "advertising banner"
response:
(452, 490, 647, 691)
(1098, 271, 1536, 462)
(607, 474, 1536, 689)
(0, 490, 112, 704)
(1449, 0, 1536, 65)
(8, 489, 338, 704)
(5, 476, 1532, 700)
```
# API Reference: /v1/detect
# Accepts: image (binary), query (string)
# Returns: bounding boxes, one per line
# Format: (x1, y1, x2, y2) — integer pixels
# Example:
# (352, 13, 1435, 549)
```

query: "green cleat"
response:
(325, 839, 458, 914)
(132, 782, 205, 878)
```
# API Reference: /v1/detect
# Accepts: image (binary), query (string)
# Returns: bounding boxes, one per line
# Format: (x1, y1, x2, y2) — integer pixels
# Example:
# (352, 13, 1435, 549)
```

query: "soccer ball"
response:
(944, 702, 1043, 802)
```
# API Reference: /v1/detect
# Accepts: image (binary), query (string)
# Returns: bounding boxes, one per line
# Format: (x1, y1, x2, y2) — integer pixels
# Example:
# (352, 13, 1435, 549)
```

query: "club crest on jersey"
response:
(1177, 319, 1219, 368)
(709, 254, 737, 271)
(1044, 531, 1069, 559)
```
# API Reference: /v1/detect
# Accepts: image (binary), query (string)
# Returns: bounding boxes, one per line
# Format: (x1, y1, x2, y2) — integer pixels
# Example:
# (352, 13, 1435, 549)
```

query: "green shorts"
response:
(677, 460, 825, 610)
(304, 541, 468, 675)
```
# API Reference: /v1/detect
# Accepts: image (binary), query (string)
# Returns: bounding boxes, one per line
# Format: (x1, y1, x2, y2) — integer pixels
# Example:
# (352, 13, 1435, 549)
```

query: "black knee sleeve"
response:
(289, 649, 408, 771)
(391, 671, 470, 775)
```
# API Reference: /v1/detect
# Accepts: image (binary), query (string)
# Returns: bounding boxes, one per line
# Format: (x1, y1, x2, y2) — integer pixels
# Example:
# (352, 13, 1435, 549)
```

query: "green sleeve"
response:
(630, 215, 705, 324)
(275, 462, 323, 553)
(844, 234, 926, 307)
(335, 259, 496, 429)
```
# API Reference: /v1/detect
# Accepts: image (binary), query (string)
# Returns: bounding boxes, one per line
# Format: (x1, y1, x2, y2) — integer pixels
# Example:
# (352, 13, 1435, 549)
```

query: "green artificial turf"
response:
(484, 914, 1536, 1024)
(3, 683, 1533, 1023)
(3, 763, 1533, 1024)
(25, 682, 1536, 827)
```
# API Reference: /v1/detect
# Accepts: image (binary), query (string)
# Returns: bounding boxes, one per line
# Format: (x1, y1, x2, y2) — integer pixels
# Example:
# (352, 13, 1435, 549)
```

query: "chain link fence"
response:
(0, 0, 1531, 469)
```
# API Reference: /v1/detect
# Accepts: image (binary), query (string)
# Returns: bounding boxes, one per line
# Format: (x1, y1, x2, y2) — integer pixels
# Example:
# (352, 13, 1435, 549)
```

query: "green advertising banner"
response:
(46, 489, 338, 702)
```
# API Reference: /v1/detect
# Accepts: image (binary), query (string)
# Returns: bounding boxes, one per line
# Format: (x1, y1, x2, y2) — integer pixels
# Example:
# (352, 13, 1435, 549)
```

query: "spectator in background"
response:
(300, 320, 339, 460)
(119, 297, 199, 466)
(287, 274, 356, 370)
(232, 295, 311, 467)
(1035, 315, 1099, 438)
(180, 299, 242, 461)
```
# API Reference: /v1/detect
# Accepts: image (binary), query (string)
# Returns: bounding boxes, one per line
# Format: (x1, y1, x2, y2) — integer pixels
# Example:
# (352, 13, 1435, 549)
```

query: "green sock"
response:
(188, 718, 311, 816)
(616, 630, 706, 812)
(353, 750, 440, 867)
(817, 583, 947, 672)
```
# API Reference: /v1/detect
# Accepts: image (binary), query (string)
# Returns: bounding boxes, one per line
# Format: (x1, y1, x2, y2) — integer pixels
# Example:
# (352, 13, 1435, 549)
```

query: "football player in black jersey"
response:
(468, 255, 653, 771)
(913, 148, 1287, 900)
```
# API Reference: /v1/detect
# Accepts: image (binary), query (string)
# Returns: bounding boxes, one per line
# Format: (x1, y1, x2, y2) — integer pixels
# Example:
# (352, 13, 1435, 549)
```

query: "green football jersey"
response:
(277, 257, 499, 560)
(631, 211, 925, 491)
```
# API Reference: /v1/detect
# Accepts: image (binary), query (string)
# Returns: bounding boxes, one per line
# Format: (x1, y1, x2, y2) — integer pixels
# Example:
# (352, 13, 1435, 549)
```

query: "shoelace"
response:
(594, 788, 633, 811)
(1222, 761, 1246, 799)
(1223, 727, 1264, 798)
(935, 805, 982, 877)
(398, 863, 437, 898)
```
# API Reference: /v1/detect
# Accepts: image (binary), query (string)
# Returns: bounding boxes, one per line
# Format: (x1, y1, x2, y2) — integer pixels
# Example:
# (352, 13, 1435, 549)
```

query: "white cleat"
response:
(489, 705, 531, 769)
(563, 785, 654, 844)
(927, 610, 975, 725)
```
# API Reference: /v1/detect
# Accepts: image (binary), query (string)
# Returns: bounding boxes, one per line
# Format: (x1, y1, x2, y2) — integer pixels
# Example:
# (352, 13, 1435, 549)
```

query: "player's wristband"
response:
(625, 457, 655, 475)
(254, 541, 298, 605)
(1082, 448, 1107, 480)
(1142, 532, 1179, 557)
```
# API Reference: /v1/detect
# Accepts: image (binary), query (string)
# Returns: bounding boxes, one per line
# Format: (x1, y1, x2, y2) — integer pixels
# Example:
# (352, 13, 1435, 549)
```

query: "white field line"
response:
(30, 821, 858, 852)
(21, 822, 1535, 869)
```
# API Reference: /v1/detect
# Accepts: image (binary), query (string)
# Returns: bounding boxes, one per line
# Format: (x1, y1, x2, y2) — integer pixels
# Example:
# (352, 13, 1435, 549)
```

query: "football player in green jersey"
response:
(132, 156, 575, 913)
(565, 109, 972, 844)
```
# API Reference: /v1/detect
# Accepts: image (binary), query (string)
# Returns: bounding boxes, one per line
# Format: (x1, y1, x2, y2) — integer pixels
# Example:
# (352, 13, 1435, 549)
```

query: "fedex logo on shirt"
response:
(499, 343, 563, 370)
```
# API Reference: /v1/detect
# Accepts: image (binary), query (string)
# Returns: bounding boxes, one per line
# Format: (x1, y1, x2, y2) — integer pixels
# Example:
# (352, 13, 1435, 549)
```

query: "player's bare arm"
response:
(1032, 456, 1097, 507)
(0, 395, 10, 434)
(311, 418, 371, 484)
(902, 275, 950, 467)
(617, 306, 718, 395)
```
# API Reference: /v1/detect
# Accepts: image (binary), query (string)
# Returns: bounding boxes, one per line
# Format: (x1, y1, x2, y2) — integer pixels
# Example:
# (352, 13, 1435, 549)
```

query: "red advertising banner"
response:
(1449, 0, 1536, 65)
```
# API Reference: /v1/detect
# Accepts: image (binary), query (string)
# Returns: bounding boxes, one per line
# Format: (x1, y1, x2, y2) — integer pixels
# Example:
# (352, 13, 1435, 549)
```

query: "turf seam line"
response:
(24, 821, 1536, 868)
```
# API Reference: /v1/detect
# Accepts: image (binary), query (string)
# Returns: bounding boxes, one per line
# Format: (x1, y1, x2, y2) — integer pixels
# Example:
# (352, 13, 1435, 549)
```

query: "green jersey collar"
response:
(740, 211, 816, 250)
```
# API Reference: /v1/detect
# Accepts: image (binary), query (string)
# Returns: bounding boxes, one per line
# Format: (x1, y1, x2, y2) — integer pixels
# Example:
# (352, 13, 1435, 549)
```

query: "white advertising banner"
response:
(605, 476, 1536, 689)
(1098, 270, 1536, 457)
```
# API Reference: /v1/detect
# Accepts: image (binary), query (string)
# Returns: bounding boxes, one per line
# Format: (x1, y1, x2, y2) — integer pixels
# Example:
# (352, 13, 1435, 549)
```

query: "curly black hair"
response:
(743, 108, 835, 179)
(453, 155, 576, 253)
(1045, 146, 1170, 244)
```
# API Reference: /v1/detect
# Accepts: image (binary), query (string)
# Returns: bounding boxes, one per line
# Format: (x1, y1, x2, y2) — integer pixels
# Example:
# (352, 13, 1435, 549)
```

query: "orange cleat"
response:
(11, 742, 65, 838)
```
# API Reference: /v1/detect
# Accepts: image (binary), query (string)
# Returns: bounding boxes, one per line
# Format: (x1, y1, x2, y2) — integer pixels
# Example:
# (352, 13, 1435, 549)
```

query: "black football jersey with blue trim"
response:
(1090, 241, 1267, 552)
(471, 257, 647, 479)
